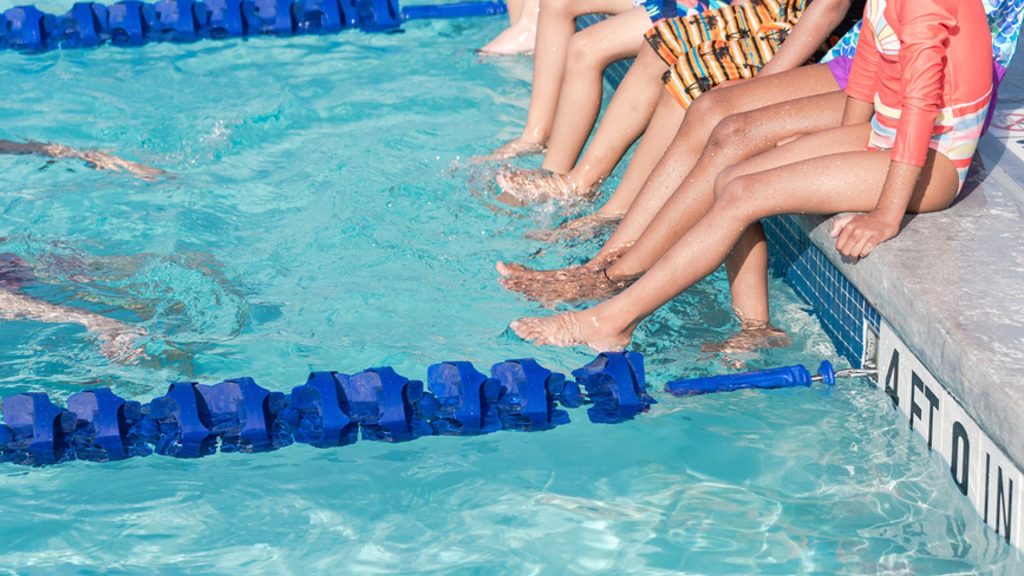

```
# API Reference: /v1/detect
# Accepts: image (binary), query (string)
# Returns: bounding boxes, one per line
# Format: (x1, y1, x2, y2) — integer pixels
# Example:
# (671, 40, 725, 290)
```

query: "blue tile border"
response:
(762, 216, 877, 367)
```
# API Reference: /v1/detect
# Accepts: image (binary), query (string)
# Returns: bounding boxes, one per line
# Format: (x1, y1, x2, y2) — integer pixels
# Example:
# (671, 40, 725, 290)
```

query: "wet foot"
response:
(473, 138, 546, 163)
(510, 311, 632, 351)
(700, 322, 792, 354)
(498, 261, 631, 302)
(496, 167, 589, 204)
(478, 21, 537, 56)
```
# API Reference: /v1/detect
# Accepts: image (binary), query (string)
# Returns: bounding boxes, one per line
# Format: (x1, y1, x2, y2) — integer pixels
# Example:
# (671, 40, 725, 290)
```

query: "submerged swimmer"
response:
(0, 253, 148, 362)
(0, 139, 165, 180)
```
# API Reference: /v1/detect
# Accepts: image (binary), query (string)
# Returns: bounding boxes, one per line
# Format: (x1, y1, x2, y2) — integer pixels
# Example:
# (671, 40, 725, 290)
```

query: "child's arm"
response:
(757, 0, 854, 76)
(832, 0, 960, 259)
(0, 139, 165, 180)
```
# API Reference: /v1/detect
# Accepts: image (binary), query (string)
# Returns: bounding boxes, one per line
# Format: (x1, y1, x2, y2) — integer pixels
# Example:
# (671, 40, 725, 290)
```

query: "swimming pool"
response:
(1, 4, 1023, 572)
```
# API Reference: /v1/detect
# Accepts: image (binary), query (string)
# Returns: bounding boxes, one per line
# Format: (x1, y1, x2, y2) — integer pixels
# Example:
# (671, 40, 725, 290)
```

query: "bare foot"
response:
(473, 138, 545, 163)
(478, 21, 537, 55)
(511, 267, 630, 302)
(526, 212, 622, 242)
(510, 311, 632, 351)
(496, 167, 593, 204)
(495, 244, 628, 283)
(701, 322, 792, 354)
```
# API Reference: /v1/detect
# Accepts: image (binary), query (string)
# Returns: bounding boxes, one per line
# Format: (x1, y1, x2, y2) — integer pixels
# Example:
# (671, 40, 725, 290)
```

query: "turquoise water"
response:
(0, 6, 1022, 573)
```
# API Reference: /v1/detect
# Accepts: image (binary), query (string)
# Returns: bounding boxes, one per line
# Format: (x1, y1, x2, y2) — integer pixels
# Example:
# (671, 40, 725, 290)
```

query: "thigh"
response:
(720, 123, 873, 186)
(570, 7, 652, 62)
(564, 0, 636, 17)
(691, 63, 840, 120)
(708, 90, 848, 158)
(725, 126, 961, 217)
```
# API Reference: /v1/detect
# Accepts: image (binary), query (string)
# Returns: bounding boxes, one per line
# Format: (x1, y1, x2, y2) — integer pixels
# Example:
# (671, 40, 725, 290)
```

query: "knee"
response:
(713, 168, 752, 210)
(688, 90, 731, 131)
(567, 33, 607, 71)
(706, 113, 750, 154)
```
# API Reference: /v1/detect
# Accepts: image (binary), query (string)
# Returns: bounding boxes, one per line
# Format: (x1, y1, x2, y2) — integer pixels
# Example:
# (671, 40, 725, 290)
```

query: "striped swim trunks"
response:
(635, 0, 728, 24)
(868, 89, 993, 192)
(644, 0, 809, 109)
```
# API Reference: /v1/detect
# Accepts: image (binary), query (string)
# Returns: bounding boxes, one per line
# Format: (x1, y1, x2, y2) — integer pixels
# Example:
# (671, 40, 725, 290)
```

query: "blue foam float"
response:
(152, 0, 207, 42)
(197, 377, 290, 452)
(1, 393, 77, 465)
(427, 362, 502, 435)
(60, 3, 110, 48)
(107, 0, 155, 46)
(68, 388, 146, 461)
(244, 0, 295, 36)
(355, 0, 399, 31)
(206, 0, 246, 37)
(282, 371, 358, 448)
(0, 353, 655, 467)
(297, 0, 348, 33)
(2, 6, 58, 51)
(573, 352, 655, 424)
(0, 0, 505, 52)
(492, 359, 573, 431)
(348, 367, 434, 442)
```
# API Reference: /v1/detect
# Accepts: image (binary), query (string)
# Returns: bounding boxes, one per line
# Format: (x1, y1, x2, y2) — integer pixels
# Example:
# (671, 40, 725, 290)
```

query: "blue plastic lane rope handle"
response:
(400, 1, 506, 21)
(666, 361, 836, 396)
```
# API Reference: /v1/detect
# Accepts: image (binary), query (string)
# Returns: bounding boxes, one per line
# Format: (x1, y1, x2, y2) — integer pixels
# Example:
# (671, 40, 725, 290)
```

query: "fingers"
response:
(830, 214, 855, 238)
(834, 219, 856, 255)
(835, 221, 880, 260)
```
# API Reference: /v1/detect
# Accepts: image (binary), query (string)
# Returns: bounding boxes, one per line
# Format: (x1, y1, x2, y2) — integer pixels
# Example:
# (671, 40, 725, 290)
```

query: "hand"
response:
(88, 317, 150, 363)
(78, 150, 166, 181)
(830, 212, 901, 260)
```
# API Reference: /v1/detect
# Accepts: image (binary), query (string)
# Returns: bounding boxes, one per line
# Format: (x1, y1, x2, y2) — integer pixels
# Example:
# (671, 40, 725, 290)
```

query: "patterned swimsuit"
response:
(845, 0, 994, 191)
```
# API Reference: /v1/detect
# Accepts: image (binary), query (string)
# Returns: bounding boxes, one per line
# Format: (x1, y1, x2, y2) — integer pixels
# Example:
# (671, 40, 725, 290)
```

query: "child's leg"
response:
(507, 0, 523, 25)
(605, 89, 847, 277)
(597, 64, 839, 263)
(725, 223, 771, 325)
(498, 89, 847, 301)
(511, 124, 961, 350)
(542, 27, 663, 175)
(531, 89, 687, 240)
(493, 0, 638, 156)
(479, 0, 540, 55)
(593, 88, 686, 216)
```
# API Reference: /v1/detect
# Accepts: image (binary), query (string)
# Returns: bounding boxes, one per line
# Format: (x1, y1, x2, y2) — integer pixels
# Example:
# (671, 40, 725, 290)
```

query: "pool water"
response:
(0, 4, 1023, 573)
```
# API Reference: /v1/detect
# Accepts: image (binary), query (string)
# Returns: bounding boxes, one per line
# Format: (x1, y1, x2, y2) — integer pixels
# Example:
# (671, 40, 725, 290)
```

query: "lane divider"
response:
(0, 352, 654, 466)
(0, 0, 508, 52)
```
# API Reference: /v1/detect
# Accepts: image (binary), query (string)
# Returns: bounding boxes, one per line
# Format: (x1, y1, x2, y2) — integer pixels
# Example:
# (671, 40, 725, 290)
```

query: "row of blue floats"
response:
(0, 0, 508, 52)
(0, 352, 653, 466)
